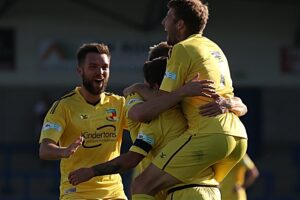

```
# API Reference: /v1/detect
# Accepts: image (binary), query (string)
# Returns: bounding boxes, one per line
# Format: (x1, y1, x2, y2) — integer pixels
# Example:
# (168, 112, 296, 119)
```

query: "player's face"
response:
(79, 53, 110, 95)
(162, 8, 180, 45)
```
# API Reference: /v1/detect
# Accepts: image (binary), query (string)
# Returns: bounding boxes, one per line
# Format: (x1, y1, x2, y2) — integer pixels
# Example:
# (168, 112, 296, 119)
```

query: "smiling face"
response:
(78, 52, 110, 95)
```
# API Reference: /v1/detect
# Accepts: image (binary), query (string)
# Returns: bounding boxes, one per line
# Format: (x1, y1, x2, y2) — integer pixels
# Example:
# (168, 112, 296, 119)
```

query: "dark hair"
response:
(76, 43, 110, 66)
(148, 42, 171, 61)
(143, 57, 167, 88)
(168, 0, 209, 34)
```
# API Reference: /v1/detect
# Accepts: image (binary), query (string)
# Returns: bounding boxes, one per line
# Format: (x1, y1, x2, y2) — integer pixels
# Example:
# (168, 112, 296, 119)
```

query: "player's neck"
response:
(79, 87, 101, 105)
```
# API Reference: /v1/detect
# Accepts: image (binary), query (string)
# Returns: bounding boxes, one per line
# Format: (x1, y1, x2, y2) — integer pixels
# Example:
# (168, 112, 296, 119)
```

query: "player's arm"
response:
(39, 137, 83, 160)
(124, 83, 160, 101)
(242, 163, 259, 188)
(200, 96, 248, 117)
(68, 151, 144, 185)
(127, 74, 215, 122)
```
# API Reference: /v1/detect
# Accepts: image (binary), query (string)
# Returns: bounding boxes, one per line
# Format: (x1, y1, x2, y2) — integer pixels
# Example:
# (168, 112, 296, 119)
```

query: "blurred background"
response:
(0, 0, 300, 199)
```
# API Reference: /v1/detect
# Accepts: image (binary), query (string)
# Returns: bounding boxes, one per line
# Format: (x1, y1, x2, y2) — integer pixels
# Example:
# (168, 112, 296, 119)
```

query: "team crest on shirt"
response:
(106, 108, 118, 121)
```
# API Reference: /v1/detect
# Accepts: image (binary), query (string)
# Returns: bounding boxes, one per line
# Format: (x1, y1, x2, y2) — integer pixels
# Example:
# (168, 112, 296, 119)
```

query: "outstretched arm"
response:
(39, 136, 83, 160)
(68, 151, 144, 185)
(126, 75, 215, 122)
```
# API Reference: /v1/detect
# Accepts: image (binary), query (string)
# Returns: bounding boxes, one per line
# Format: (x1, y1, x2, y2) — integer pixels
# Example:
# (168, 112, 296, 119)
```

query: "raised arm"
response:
(126, 75, 215, 122)
(68, 151, 144, 185)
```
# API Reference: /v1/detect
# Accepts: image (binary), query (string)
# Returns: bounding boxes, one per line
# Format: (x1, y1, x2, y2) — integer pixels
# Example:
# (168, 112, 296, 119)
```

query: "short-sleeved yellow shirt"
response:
(160, 34, 247, 139)
(39, 87, 127, 199)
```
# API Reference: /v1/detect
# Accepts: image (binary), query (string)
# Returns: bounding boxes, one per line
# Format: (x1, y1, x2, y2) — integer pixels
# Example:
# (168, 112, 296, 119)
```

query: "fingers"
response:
(201, 83, 215, 90)
(199, 92, 213, 98)
(198, 79, 214, 85)
(200, 108, 221, 116)
(68, 171, 77, 185)
(200, 102, 227, 116)
(211, 93, 221, 100)
(68, 168, 93, 186)
(68, 169, 83, 186)
(123, 88, 130, 97)
(68, 136, 84, 156)
(200, 103, 221, 116)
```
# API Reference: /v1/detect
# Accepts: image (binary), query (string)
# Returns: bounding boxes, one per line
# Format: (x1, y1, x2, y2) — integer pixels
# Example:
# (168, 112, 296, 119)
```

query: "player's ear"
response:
(176, 19, 185, 30)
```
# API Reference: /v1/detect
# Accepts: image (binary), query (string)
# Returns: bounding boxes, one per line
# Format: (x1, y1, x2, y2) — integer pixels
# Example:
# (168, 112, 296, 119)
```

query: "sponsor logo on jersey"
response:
(137, 132, 155, 146)
(210, 50, 223, 61)
(42, 122, 61, 132)
(164, 71, 177, 80)
(81, 125, 117, 148)
(105, 108, 118, 121)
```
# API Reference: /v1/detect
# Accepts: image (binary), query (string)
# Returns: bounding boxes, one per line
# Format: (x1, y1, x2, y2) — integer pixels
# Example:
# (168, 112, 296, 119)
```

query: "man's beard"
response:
(167, 30, 178, 46)
(82, 75, 106, 95)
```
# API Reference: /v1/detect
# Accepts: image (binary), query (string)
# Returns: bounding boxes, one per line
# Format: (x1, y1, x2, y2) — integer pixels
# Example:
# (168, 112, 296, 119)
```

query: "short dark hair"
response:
(168, 0, 209, 34)
(148, 42, 171, 61)
(143, 57, 167, 88)
(76, 43, 110, 66)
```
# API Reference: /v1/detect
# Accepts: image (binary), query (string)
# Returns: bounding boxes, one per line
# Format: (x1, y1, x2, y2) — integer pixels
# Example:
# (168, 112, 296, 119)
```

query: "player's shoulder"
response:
(61, 90, 77, 100)
(125, 92, 142, 99)
(125, 92, 144, 106)
(57, 90, 77, 104)
(104, 92, 125, 102)
(48, 90, 77, 114)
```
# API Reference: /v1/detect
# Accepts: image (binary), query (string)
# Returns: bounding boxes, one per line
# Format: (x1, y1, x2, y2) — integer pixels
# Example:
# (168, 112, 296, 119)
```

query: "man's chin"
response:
(167, 38, 175, 46)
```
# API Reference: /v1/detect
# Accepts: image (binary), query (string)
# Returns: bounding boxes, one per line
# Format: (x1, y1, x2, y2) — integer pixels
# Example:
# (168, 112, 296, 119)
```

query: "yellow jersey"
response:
(129, 103, 187, 158)
(127, 93, 218, 186)
(160, 34, 247, 138)
(124, 93, 153, 175)
(39, 87, 127, 199)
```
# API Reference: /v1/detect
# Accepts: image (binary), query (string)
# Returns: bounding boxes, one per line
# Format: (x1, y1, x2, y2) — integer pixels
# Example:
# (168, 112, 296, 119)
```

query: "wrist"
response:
(59, 147, 68, 158)
(223, 98, 233, 110)
(175, 87, 186, 99)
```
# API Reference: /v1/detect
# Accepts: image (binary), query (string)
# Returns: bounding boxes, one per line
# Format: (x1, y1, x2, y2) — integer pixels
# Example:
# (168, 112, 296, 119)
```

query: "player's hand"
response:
(179, 73, 215, 98)
(123, 83, 146, 97)
(68, 167, 94, 185)
(199, 94, 229, 117)
(62, 136, 84, 158)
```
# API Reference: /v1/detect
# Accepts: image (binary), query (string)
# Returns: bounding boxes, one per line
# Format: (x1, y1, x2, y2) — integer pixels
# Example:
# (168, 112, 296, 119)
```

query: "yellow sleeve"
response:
(129, 146, 148, 157)
(130, 123, 156, 157)
(160, 44, 190, 92)
(125, 93, 144, 118)
(39, 100, 66, 143)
